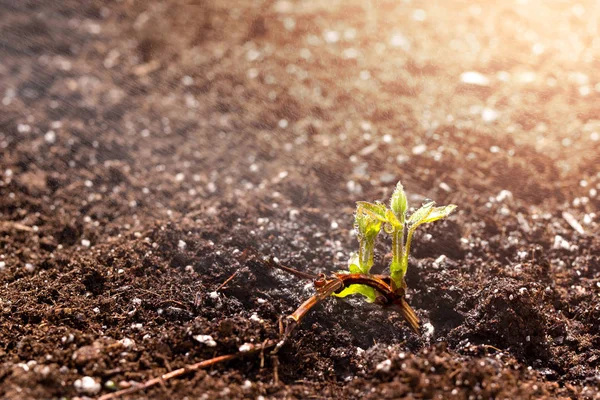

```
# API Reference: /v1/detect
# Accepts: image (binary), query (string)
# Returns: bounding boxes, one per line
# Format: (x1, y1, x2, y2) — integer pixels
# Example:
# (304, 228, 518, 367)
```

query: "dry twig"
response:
(97, 341, 276, 400)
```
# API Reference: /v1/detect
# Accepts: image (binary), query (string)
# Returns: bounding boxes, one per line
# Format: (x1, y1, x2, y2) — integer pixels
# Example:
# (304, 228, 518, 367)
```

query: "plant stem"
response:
(390, 224, 405, 289)
(401, 226, 415, 277)
(359, 236, 376, 272)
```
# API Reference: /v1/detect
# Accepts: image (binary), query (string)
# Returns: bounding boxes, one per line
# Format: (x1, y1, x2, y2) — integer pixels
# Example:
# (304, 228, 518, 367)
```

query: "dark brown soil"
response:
(1, 0, 599, 399)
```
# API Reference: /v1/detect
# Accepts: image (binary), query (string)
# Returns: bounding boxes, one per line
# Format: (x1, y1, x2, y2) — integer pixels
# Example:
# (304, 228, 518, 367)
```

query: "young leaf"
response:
(420, 204, 457, 224)
(346, 253, 361, 274)
(407, 201, 435, 226)
(356, 201, 388, 222)
(389, 181, 408, 222)
(333, 284, 378, 302)
(354, 208, 383, 273)
(385, 209, 402, 229)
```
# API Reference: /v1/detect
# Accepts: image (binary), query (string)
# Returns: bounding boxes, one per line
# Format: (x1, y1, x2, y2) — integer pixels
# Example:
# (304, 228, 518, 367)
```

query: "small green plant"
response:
(259, 180, 457, 342)
(335, 180, 457, 300)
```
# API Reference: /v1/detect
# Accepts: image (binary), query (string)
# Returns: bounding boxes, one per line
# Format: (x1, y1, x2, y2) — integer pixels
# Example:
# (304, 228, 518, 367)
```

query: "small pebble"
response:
(74, 376, 101, 395)
(239, 343, 253, 352)
(193, 335, 217, 347)
(376, 359, 392, 373)
(460, 71, 490, 86)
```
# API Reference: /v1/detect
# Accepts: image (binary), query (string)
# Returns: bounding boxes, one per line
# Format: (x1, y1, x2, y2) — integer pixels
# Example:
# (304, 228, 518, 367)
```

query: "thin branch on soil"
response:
(243, 248, 318, 280)
(96, 341, 276, 400)
(215, 271, 239, 291)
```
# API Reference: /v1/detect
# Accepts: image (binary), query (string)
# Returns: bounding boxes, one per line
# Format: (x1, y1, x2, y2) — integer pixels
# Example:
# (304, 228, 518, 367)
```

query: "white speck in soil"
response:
(460, 71, 490, 86)
(390, 33, 410, 50)
(342, 48, 358, 59)
(239, 343, 253, 352)
(396, 154, 409, 164)
(412, 144, 427, 155)
(562, 211, 585, 234)
(178, 240, 187, 250)
(439, 182, 451, 192)
(423, 322, 435, 340)
(481, 108, 499, 123)
(17, 124, 30, 133)
(553, 235, 571, 251)
(380, 172, 396, 183)
(376, 359, 392, 373)
(81, 239, 91, 247)
(250, 313, 262, 323)
(433, 255, 446, 268)
(323, 30, 340, 43)
(246, 49, 261, 62)
(44, 130, 56, 143)
(359, 143, 378, 156)
(120, 338, 135, 349)
(347, 180, 362, 194)
(24, 263, 35, 273)
(412, 9, 427, 21)
(193, 335, 217, 347)
(74, 376, 101, 395)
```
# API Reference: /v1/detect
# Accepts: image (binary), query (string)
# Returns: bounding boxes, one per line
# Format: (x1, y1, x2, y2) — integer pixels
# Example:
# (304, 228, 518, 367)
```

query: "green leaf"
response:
(354, 205, 384, 274)
(332, 284, 377, 302)
(407, 201, 435, 226)
(420, 204, 457, 224)
(347, 253, 361, 274)
(385, 209, 402, 229)
(355, 206, 384, 237)
(389, 181, 408, 221)
(356, 201, 388, 222)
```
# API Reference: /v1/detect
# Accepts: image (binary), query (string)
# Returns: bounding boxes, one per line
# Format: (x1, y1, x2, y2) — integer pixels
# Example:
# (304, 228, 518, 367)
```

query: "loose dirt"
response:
(1, 0, 599, 398)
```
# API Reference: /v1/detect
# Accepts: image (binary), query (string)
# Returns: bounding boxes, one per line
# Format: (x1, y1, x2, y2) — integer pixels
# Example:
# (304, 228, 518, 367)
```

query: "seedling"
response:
(274, 180, 456, 342)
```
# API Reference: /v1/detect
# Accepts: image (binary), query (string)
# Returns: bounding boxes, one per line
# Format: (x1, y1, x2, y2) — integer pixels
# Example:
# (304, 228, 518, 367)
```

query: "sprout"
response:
(266, 180, 458, 337)
(338, 180, 457, 297)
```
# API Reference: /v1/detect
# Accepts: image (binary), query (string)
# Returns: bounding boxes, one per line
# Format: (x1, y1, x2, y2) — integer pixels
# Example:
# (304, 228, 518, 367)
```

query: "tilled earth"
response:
(1, 0, 599, 399)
